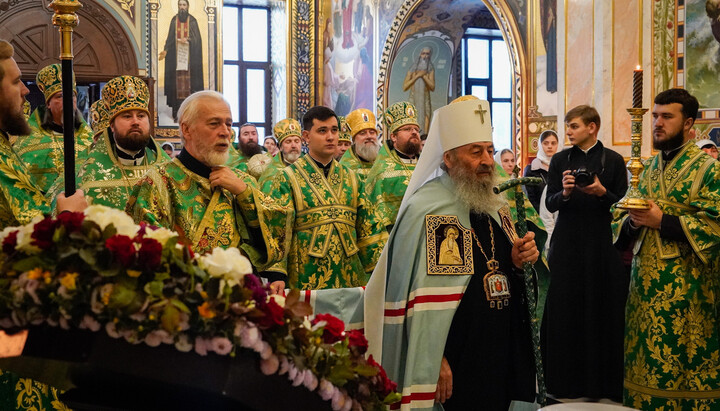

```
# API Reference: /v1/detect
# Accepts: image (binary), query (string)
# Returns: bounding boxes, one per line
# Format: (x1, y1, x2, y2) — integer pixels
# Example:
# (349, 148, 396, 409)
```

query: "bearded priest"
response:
(365, 98, 541, 410)
(48, 76, 171, 209)
(127, 91, 287, 293)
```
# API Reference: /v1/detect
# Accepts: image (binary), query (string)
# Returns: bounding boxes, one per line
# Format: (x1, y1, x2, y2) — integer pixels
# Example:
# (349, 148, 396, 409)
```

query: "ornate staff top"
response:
(48, 0, 82, 59)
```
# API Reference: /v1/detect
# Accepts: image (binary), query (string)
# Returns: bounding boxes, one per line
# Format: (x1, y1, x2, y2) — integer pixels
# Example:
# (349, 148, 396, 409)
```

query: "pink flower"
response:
(145, 330, 165, 347)
(331, 388, 345, 410)
(292, 369, 306, 386)
(195, 337, 209, 356)
(258, 341, 272, 359)
(210, 337, 233, 355)
(260, 354, 279, 375)
(303, 371, 318, 391)
(278, 356, 290, 375)
(80, 315, 101, 332)
(105, 322, 121, 338)
(319, 379, 335, 401)
(239, 325, 260, 348)
(288, 364, 298, 381)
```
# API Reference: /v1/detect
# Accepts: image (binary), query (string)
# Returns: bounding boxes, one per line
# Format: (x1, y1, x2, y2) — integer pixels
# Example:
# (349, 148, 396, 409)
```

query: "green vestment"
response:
(363, 144, 415, 231)
(0, 130, 50, 227)
(226, 145, 249, 173)
(126, 151, 287, 269)
(14, 106, 94, 193)
(339, 145, 374, 184)
(263, 156, 387, 290)
(0, 130, 65, 411)
(611, 142, 720, 409)
(258, 152, 292, 187)
(48, 129, 170, 210)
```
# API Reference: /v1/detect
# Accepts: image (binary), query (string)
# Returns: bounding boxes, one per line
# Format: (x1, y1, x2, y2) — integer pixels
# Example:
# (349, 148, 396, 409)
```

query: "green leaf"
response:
(144, 281, 164, 297)
(79, 248, 97, 265)
(11, 256, 44, 272)
(170, 298, 190, 313)
(109, 284, 136, 308)
(161, 303, 180, 333)
(326, 364, 354, 387)
(352, 363, 379, 377)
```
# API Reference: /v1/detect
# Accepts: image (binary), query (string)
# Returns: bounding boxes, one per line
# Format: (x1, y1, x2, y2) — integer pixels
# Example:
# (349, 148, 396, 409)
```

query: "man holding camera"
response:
(541, 105, 628, 402)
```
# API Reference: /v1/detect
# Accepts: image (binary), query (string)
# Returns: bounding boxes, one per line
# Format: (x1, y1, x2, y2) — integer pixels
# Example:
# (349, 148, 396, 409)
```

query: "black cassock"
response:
(541, 141, 629, 401)
(443, 212, 535, 411)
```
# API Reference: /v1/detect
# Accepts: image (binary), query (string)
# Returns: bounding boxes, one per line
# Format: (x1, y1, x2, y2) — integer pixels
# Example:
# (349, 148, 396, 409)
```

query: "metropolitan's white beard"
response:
(450, 166, 507, 216)
(355, 141, 380, 162)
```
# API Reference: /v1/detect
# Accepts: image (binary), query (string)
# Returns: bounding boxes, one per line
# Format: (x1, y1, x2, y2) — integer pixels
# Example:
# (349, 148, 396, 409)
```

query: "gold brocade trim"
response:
(666, 149, 704, 193)
(82, 178, 144, 189)
(296, 204, 356, 219)
(425, 215, 474, 275)
(357, 231, 388, 248)
(377, 169, 413, 180)
(27, 168, 56, 174)
(295, 217, 355, 232)
(690, 157, 716, 199)
(14, 141, 63, 156)
(654, 199, 697, 212)
(624, 380, 720, 400)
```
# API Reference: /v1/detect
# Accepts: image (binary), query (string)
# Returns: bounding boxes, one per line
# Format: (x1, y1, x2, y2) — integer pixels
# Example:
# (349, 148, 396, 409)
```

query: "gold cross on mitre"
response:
(475, 104, 488, 124)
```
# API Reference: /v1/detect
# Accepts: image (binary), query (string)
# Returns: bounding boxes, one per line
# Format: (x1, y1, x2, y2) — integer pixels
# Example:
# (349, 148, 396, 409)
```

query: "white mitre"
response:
(402, 96, 493, 207)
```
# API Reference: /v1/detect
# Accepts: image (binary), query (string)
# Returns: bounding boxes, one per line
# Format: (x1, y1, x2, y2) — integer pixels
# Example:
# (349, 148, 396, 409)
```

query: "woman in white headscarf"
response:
(494, 148, 516, 176)
(523, 130, 559, 211)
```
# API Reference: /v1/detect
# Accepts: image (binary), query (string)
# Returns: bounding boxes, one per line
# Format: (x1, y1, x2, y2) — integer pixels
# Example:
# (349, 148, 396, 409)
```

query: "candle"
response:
(633, 66, 642, 108)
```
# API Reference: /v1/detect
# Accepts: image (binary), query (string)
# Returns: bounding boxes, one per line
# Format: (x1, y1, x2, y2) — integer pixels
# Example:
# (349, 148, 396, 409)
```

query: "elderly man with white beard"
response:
(366, 98, 540, 411)
(127, 91, 286, 291)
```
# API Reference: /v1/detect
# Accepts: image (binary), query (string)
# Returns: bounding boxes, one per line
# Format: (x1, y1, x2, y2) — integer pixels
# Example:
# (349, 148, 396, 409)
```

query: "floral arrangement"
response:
(0, 205, 400, 410)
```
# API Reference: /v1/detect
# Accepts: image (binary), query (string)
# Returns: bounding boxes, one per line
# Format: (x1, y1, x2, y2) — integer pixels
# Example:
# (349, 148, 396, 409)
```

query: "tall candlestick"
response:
(633, 66, 642, 108)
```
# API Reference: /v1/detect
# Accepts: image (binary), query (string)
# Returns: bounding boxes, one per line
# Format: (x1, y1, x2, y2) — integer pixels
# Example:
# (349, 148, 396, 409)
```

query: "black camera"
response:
(571, 167, 596, 188)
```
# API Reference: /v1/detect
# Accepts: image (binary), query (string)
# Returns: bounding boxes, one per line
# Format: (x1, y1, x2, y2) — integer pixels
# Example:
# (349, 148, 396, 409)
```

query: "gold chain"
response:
(471, 216, 500, 273)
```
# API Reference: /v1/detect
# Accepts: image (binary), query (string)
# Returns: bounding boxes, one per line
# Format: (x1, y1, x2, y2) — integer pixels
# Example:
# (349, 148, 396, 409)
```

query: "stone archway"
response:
(376, 0, 527, 159)
(0, 0, 138, 81)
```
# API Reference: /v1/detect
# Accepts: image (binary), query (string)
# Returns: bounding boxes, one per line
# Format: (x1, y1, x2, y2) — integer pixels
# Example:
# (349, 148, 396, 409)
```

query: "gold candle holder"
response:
(49, 0, 82, 59)
(616, 107, 650, 210)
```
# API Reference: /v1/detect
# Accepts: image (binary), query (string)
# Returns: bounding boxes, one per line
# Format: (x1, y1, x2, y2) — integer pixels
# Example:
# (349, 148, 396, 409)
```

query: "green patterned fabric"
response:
(226, 145, 250, 173)
(126, 155, 286, 268)
(384, 101, 419, 135)
(0, 130, 50, 227)
(0, 370, 68, 411)
(263, 156, 387, 290)
(47, 129, 170, 210)
(14, 106, 94, 193)
(339, 145, 374, 184)
(35, 64, 74, 102)
(611, 142, 720, 410)
(363, 143, 415, 231)
(258, 152, 292, 187)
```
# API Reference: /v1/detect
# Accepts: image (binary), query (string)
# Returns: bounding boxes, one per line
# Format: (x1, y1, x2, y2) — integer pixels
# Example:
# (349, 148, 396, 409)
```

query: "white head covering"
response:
(530, 129, 563, 171)
(696, 139, 717, 149)
(364, 97, 493, 360)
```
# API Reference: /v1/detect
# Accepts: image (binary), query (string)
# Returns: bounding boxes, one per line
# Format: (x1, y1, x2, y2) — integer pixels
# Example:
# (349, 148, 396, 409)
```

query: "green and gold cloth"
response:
(48, 129, 171, 210)
(0, 371, 67, 411)
(126, 150, 287, 268)
(339, 146, 374, 184)
(611, 142, 720, 410)
(14, 106, 94, 193)
(226, 145, 250, 173)
(263, 156, 387, 290)
(0, 130, 50, 229)
(363, 143, 415, 231)
(258, 152, 293, 187)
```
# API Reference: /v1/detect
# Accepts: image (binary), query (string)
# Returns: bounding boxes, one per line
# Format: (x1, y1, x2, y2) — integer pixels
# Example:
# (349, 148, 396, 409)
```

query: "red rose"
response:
(2, 230, 18, 254)
(56, 211, 84, 233)
(366, 355, 397, 396)
(105, 235, 136, 266)
(346, 329, 368, 354)
(258, 298, 285, 328)
(31, 216, 58, 249)
(137, 238, 162, 270)
(313, 313, 345, 344)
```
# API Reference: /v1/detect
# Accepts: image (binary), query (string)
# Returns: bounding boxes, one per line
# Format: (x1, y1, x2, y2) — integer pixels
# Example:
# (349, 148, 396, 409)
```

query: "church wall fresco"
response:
(658, 0, 720, 146)
(317, 0, 376, 117)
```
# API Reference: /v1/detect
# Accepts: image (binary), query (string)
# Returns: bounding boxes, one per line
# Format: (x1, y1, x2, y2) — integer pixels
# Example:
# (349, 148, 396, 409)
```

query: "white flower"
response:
(15, 216, 43, 254)
(144, 330, 166, 347)
(267, 294, 285, 307)
(175, 334, 193, 352)
(258, 341, 272, 359)
(199, 247, 252, 288)
(145, 227, 178, 246)
(105, 322, 121, 338)
(80, 315, 101, 332)
(194, 337, 209, 356)
(331, 387, 345, 410)
(84, 205, 139, 237)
